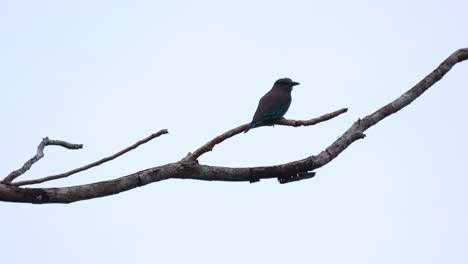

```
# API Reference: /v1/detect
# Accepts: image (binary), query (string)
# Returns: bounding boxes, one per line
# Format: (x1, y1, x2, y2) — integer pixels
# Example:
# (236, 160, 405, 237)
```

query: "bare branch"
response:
(0, 47, 466, 204)
(2, 138, 83, 184)
(276, 108, 348, 127)
(183, 108, 348, 162)
(12, 129, 168, 186)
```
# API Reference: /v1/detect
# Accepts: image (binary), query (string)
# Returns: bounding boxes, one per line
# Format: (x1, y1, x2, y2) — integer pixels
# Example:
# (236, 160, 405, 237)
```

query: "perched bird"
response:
(244, 78, 300, 133)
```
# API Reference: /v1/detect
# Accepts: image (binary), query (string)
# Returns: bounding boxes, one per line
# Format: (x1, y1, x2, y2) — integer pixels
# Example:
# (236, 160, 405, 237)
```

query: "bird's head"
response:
(273, 78, 300, 91)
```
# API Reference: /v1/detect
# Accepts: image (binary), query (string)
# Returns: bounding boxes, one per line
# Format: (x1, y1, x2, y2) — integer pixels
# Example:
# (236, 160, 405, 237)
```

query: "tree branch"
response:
(182, 108, 348, 162)
(1, 47, 466, 204)
(11, 129, 168, 186)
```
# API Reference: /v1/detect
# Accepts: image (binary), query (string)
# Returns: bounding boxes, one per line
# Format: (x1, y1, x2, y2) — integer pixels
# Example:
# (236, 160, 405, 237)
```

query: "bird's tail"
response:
(244, 122, 255, 133)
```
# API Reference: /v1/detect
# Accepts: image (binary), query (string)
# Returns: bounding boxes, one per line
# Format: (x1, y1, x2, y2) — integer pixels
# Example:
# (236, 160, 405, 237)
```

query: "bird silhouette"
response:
(244, 78, 300, 133)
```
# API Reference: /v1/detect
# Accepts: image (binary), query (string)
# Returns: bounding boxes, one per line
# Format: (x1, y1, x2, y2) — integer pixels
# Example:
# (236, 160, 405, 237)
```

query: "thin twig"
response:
(2, 138, 83, 184)
(183, 108, 348, 162)
(276, 108, 348, 126)
(12, 129, 168, 186)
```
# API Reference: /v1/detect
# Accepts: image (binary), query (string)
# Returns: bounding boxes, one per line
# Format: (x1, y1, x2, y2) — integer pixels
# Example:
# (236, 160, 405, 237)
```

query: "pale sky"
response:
(1, 1, 468, 263)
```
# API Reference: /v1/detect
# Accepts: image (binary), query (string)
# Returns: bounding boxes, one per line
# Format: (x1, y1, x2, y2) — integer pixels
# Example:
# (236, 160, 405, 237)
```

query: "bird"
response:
(244, 78, 300, 133)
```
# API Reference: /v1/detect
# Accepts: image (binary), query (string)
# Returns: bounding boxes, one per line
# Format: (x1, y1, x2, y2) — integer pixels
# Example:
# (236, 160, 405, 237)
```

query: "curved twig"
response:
(2, 138, 83, 184)
(12, 129, 168, 186)
(183, 108, 348, 162)
(0, 47, 466, 204)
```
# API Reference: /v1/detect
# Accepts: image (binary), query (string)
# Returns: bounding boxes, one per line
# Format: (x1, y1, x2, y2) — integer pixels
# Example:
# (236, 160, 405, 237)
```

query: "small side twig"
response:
(2, 138, 83, 184)
(12, 129, 168, 186)
(183, 108, 348, 162)
(278, 171, 316, 184)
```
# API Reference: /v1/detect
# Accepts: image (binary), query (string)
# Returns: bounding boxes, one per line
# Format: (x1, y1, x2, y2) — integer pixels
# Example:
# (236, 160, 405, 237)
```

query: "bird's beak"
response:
(291, 82, 300, 86)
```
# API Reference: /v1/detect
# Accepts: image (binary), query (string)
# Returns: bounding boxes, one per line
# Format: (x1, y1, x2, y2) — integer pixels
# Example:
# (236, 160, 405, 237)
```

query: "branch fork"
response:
(2, 130, 168, 186)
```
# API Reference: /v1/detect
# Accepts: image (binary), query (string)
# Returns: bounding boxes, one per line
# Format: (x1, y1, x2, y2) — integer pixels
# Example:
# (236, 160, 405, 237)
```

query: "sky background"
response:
(1, 0, 468, 263)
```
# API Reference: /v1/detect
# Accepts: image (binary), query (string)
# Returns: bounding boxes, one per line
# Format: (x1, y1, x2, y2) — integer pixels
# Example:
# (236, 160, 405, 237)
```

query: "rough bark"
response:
(1, 47, 467, 204)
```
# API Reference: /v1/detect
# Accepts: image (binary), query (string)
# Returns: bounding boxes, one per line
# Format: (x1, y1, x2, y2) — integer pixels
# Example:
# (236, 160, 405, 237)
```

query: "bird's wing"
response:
(252, 90, 291, 123)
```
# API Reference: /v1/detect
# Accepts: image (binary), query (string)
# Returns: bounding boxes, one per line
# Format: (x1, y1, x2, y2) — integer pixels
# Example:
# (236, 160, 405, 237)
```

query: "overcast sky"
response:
(1, 1, 468, 263)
